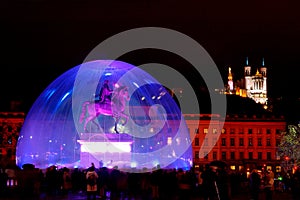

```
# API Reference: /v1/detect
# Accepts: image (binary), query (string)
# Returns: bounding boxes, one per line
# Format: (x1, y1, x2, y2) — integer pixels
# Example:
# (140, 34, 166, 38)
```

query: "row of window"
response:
(0, 124, 22, 133)
(194, 137, 281, 147)
(192, 128, 282, 135)
(194, 151, 273, 160)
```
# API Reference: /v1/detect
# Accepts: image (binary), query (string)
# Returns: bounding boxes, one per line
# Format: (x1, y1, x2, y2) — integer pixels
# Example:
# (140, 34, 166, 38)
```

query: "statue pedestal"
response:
(77, 133, 133, 169)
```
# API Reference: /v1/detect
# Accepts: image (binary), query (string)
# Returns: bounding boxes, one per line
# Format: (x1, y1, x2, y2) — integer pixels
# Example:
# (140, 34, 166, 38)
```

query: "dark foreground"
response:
(0, 189, 294, 200)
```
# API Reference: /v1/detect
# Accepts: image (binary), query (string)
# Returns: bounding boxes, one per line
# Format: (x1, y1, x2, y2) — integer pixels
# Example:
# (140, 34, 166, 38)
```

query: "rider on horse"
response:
(80, 84, 129, 133)
(98, 80, 113, 103)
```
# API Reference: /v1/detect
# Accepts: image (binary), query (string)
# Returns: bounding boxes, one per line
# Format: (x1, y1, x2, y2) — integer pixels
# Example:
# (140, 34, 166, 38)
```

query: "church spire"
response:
(228, 67, 233, 80)
(246, 56, 249, 66)
(262, 57, 265, 66)
(228, 67, 233, 91)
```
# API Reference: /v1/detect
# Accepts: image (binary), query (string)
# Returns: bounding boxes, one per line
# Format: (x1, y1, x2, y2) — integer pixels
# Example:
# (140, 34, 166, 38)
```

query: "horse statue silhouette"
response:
(79, 86, 130, 133)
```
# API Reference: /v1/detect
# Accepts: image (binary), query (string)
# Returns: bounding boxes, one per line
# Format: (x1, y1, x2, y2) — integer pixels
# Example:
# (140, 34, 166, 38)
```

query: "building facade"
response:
(185, 113, 286, 173)
(0, 110, 287, 174)
(0, 112, 25, 166)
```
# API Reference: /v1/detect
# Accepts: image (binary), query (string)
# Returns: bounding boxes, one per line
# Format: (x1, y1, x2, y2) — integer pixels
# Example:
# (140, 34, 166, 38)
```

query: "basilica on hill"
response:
(223, 58, 268, 109)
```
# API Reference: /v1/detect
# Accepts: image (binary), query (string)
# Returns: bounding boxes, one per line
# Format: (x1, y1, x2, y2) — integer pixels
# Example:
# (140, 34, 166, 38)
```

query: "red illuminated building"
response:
(185, 113, 286, 173)
(0, 112, 25, 167)
(0, 104, 287, 174)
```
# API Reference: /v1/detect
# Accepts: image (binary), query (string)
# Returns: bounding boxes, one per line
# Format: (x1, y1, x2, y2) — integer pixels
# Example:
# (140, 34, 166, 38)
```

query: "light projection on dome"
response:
(16, 60, 192, 171)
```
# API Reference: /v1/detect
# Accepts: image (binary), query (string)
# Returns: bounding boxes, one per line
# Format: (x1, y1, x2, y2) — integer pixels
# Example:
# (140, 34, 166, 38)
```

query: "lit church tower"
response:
(228, 67, 234, 92)
(260, 58, 267, 93)
(243, 57, 268, 107)
(244, 57, 252, 91)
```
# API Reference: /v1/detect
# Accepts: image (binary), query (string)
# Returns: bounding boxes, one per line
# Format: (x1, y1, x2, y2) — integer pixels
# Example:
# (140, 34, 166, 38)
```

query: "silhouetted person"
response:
(98, 167, 110, 199)
(216, 167, 230, 200)
(71, 168, 81, 193)
(249, 169, 261, 200)
(264, 170, 274, 200)
(201, 165, 218, 200)
(45, 165, 59, 196)
(86, 165, 98, 200)
(291, 168, 300, 200)
(0, 167, 8, 196)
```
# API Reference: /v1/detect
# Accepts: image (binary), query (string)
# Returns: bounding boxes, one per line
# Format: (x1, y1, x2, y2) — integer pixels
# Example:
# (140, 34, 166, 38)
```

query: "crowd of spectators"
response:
(0, 162, 299, 200)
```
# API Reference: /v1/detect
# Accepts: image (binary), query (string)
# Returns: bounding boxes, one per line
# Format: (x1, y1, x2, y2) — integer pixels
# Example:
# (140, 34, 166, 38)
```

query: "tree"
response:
(278, 124, 300, 166)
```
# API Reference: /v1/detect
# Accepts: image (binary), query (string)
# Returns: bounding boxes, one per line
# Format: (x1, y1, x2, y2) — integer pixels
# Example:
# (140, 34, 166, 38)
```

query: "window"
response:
(239, 152, 244, 159)
(221, 138, 226, 146)
(248, 138, 253, 146)
(276, 129, 281, 134)
(257, 128, 262, 134)
(7, 149, 12, 157)
(230, 128, 235, 134)
(195, 151, 199, 159)
(204, 152, 208, 160)
(266, 138, 271, 146)
(266, 129, 271, 134)
(204, 138, 208, 146)
(195, 128, 199, 134)
(258, 138, 262, 146)
(213, 152, 217, 160)
(213, 128, 218, 134)
(238, 128, 244, 134)
(222, 152, 226, 160)
(222, 128, 226, 134)
(230, 152, 235, 160)
(248, 129, 253, 134)
(213, 138, 217, 146)
(267, 152, 272, 160)
(249, 152, 253, 160)
(7, 136, 12, 145)
(194, 138, 199, 146)
(258, 152, 262, 160)
(239, 138, 244, 146)
(230, 138, 235, 146)
(276, 139, 280, 146)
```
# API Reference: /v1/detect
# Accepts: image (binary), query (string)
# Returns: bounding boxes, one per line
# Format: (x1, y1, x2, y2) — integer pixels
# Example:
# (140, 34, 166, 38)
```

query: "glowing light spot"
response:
(45, 89, 56, 101)
(167, 137, 172, 145)
(61, 92, 70, 102)
(131, 162, 137, 168)
(133, 82, 139, 88)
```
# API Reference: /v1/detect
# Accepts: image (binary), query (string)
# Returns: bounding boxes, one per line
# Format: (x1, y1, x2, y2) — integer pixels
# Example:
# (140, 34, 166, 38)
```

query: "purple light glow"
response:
(16, 60, 192, 171)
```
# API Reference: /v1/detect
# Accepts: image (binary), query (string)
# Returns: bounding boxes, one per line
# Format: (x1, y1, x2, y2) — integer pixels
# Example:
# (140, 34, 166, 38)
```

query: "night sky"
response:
(1, 0, 300, 112)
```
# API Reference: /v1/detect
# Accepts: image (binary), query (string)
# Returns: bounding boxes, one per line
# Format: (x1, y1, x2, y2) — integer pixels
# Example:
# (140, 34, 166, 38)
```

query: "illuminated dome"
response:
(16, 60, 192, 171)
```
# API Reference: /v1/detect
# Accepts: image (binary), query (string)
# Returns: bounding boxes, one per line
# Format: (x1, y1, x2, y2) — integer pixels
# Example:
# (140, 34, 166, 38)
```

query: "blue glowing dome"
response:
(16, 60, 192, 171)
